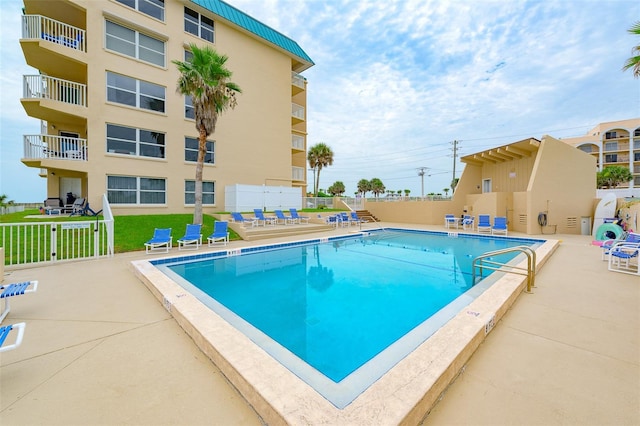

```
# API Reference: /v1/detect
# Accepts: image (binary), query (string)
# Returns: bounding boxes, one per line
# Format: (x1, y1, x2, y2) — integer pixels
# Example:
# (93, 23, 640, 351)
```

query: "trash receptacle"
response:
(581, 216, 592, 235)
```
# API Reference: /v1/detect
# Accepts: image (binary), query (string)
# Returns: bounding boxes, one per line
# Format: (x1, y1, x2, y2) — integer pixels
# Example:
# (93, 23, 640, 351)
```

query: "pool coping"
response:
(131, 230, 560, 424)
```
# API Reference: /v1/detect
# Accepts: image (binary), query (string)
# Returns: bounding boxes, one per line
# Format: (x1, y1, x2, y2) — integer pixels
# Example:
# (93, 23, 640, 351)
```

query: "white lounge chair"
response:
(0, 280, 38, 322)
(144, 228, 172, 254)
(0, 322, 26, 353)
(208, 221, 229, 246)
(177, 224, 202, 251)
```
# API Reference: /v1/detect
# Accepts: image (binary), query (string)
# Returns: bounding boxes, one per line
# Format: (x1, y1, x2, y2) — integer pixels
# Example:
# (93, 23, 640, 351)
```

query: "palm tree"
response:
(623, 21, 640, 78)
(370, 178, 385, 198)
(357, 179, 371, 197)
(173, 43, 241, 225)
(307, 143, 334, 196)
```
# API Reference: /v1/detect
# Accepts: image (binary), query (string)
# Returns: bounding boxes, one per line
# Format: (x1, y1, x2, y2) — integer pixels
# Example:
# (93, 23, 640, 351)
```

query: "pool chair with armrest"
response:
(601, 232, 639, 260)
(230, 212, 257, 227)
(177, 224, 202, 251)
(350, 211, 366, 225)
(492, 217, 508, 235)
(144, 228, 172, 254)
(477, 215, 492, 234)
(444, 214, 457, 229)
(274, 210, 295, 225)
(1, 280, 38, 323)
(208, 221, 229, 246)
(462, 215, 475, 231)
(607, 239, 640, 276)
(68, 197, 86, 216)
(0, 322, 26, 353)
(253, 209, 277, 226)
(289, 208, 310, 224)
(338, 212, 354, 227)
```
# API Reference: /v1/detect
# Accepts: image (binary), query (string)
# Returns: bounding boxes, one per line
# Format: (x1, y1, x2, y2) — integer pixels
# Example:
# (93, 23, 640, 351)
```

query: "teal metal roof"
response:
(190, 0, 314, 69)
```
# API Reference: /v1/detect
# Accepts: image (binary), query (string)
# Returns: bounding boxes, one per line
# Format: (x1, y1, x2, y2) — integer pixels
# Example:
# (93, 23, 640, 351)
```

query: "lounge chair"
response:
(492, 217, 508, 235)
(601, 232, 640, 260)
(274, 210, 295, 225)
(289, 208, 310, 224)
(253, 209, 277, 226)
(144, 228, 172, 254)
(0, 322, 26, 353)
(444, 214, 458, 229)
(208, 221, 229, 246)
(177, 224, 202, 251)
(230, 212, 257, 227)
(607, 239, 640, 276)
(350, 211, 366, 225)
(338, 212, 354, 227)
(462, 215, 475, 231)
(68, 198, 86, 216)
(477, 215, 492, 234)
(0, 280, 38, 322)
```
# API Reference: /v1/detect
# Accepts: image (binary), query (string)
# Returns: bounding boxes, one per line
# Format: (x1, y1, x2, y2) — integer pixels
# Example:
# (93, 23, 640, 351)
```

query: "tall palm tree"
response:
(623, 21, 640, 78)
(173, 43, 241, 225)
(307, 143, 334, 196)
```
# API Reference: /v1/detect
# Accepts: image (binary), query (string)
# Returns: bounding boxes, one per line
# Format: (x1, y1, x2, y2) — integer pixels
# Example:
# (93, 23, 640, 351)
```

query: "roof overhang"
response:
(461, 138, 541, 166)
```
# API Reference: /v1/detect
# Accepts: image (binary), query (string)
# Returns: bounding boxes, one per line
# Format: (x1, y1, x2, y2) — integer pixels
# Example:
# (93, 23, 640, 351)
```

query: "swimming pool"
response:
(151, 229, 543, 408)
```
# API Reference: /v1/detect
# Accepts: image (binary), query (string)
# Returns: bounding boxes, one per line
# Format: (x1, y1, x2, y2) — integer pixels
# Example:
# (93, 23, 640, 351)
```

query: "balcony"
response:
(20, 15, 87, 83)
(292, 133, 305, 151)
(292, 103, 305, 124)
(22, 134, 88, 168)
(292, 166, 305, 182)
(292, 72, 305, 95)
(22, 75, 87, 125)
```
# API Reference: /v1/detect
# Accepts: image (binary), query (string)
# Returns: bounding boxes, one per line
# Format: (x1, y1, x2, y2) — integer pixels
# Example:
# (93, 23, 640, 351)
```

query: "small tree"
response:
(443, 188, 450, 197)
(307, 143, 334, 197)
(404, 189, 410, 197)
(327, 181, 345, 196)
(370, 178, 385, 198)
(0, 194, 15, 208)
(357, 179, 371, 197)
(597, 165, 633, 188)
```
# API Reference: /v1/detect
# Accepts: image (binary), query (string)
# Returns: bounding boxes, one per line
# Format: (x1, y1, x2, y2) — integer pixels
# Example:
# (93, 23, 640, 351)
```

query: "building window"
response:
(107, 123, 165, 158)
(107, 71, 165, 112)
(105, 21, 165, 66)
(604, 141, 618, 151)
(634, 128, 640, 137)
(185, 180, 215, 205)
(578, 145, 593, 153)
(482, 179, 492, 193)
(185, 137, 214, 163)
(605, 154, 618, 163)
(115, 0, 165, 21)
(634, 152, 640, 161)
(185, 95, 194, 119)
(605, 131, 617, 139)
(184, 7, 214, 42)
(107, 175, 166, 204)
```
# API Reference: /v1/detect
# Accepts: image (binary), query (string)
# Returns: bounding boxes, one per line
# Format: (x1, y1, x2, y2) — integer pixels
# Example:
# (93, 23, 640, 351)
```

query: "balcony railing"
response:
(292, 103, 305, 120)
(292, 166, 305, 181)
(292, 134, 305, 150)
(291, 72, 305, 89)
(23, 75, 87, 107)
(22, 15, 86, 52)
(24, 134, 88, 161)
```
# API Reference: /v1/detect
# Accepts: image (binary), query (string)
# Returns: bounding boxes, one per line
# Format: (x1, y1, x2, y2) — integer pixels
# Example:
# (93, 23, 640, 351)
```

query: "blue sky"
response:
(1, 0, 639, 202)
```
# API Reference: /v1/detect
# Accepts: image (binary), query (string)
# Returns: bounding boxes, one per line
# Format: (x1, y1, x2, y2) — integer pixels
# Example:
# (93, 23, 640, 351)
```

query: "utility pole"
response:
(451, 140, 459, 191)
(417, 167, 428, 198)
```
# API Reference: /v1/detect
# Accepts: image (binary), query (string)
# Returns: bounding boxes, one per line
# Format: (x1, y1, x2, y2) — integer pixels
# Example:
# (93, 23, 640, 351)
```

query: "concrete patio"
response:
(0, 224, 638, 425)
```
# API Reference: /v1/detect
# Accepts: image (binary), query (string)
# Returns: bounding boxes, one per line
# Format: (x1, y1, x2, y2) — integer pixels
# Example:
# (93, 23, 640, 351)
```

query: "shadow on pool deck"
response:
(0, 224, 638, 425)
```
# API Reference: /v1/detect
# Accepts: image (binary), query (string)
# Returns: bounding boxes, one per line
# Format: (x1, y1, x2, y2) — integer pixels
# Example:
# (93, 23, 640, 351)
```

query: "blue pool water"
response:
(157, 229, 542, 407)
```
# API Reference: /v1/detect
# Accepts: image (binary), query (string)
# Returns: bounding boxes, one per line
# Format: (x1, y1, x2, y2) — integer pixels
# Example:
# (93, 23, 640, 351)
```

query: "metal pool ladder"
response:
(472, 246, 537, 293)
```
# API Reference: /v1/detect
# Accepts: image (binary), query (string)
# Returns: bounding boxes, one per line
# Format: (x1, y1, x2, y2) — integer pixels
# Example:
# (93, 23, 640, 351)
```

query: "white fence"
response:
(1, 195, 114, 266)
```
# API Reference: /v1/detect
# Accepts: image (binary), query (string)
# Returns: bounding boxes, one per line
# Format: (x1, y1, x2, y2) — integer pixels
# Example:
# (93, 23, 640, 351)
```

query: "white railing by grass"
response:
(23, 74, 87, 107)
(1, 196, 114, 266)
(24, 134, 88, 161)
(292, 103, 305, 120)
(303, 197, 334, 209)
(22, 15, 86, 52)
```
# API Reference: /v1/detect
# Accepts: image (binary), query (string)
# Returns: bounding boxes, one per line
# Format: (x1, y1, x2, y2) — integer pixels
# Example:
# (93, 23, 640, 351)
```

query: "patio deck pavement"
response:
(0, 224, 638, 425)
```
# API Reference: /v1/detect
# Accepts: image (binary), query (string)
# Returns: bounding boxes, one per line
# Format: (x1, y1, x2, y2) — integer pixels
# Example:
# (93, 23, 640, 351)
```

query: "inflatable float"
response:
(593, 222, 624, 242)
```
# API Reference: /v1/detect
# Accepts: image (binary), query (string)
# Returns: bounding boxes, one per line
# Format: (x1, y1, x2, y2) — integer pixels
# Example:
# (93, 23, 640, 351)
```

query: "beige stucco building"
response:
(560, 118, 640, 188)
(19, 0, 313, 215)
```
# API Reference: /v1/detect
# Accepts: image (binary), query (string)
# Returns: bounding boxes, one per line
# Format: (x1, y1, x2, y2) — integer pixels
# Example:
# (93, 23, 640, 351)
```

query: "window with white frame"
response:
(185, 137, 214, 163)
(482, 178, 492, 193)
(115, 0, 165, 21)
(605, 154, 618, 163)
(605, 131, 617, 139)
(105, 20, 165, 66)
(106, 123, 165, 158)
(185, 180, 215, 205)
(107, 71, 165, 112)
(184, 7, 214, 42)
(107, 175, 166, 204)
(185, 95, 194, 119)
(604, 141, 618, 151)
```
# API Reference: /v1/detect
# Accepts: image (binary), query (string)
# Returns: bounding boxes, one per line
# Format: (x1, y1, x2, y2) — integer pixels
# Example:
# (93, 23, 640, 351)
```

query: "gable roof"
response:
(190, 0, 314, 72)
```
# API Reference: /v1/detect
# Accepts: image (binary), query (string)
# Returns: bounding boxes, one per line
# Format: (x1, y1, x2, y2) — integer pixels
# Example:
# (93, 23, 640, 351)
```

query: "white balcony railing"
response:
(292, 134, 305, 150)
(292, 103, 305, 120)
(23, 74, 87, 107)
(292, 166, 305, 181)
(291, 72, 305, 89)
(24, 134, 88, 161)
(22, 14, 86, 52)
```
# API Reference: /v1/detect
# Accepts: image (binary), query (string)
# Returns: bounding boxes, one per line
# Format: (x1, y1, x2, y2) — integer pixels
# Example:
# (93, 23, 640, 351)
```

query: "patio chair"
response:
(477, 215, 492, 234)
(350, 211, 366, 225)
(208, 221, 229, 247)
(253, 209, 277, 226)
(338, 212, 353, 227)
(462, 215, 475, 231)
(0, 280, 38, 322)
(230, 212, 257, 227)
(492, 217, 508, 235)
(444, 214, 458, 229)
(177, 224, 202, 251)
(274, 210, 295, 225)
(144, 228, 172, 254)
(0, 322, 26, 353)
(601, 232, 639, 260)
(289, 208, 310, 224)
(607, 240, 640, 276)
(68, 197, 86, 216)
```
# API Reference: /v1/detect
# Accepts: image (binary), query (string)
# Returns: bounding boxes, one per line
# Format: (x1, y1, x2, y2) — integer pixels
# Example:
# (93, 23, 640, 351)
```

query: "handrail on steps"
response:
(472, 245, 537, 293)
